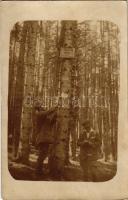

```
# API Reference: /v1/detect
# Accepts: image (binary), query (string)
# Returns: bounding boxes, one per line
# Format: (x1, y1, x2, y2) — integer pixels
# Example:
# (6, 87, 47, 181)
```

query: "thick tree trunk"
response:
(50, 21, 77, 177)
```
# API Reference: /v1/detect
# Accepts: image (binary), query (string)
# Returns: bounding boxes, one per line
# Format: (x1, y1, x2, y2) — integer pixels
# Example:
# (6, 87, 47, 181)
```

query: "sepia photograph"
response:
(1, 1, 128, 199)
(8, 20, 120, 182)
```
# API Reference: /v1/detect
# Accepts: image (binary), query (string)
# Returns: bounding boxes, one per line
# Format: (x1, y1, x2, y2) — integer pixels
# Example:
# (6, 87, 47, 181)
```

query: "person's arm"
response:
(94, 134, 102, 148)
(88, 134, 101, 148)
(42, 107, 56, 120)
(35, 110, 49, 117)
(77, 134, 88, 146)
(46, 107, 58, 116)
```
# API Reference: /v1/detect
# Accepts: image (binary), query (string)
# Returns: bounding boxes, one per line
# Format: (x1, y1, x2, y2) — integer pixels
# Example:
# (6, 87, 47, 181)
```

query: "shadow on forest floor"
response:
(8, 152, 117, 182)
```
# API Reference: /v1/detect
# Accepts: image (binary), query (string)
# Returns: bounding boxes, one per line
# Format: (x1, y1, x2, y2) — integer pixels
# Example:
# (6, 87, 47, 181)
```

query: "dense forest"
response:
(8, 20, 120, 181)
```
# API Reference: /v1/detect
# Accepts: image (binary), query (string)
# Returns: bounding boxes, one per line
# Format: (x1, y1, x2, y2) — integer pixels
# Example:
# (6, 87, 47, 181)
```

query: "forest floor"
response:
(8, 149, 117, 182)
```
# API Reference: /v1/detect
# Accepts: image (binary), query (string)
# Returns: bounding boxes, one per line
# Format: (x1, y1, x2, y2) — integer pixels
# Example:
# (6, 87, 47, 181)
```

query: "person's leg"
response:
(80, 158, 88, 181)
(89, 161, 98, 182)
(83, 163, 89, 181)
(86, 162, 93, 181)
(80, 158, 94, 181)
(86, 160, 96, 181)
(36, 143, 49, 175)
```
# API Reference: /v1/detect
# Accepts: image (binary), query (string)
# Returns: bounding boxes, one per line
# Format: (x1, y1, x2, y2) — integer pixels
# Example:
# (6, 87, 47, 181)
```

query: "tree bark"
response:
(50, 21, 77, 176)
(19, 21, 38, 163)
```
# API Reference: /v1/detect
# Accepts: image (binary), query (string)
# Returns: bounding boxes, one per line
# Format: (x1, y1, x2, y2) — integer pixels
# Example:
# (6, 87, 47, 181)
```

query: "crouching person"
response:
(78, 120, 101, 181)
(34, 105, 57, 176)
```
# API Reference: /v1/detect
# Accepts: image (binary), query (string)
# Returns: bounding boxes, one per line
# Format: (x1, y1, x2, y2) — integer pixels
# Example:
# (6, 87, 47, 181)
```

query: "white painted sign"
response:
(60, 47, 75, 58)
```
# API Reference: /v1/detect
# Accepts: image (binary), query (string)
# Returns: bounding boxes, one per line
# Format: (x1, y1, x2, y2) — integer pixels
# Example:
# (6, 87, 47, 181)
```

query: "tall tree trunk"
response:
(19, 21, 38, 163)
(11, 23, 28, 158)
(50, 21, 77, 177)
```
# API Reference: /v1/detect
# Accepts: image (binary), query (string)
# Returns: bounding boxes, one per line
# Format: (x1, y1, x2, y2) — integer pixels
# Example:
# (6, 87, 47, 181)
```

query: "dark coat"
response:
(78, 130, 101, 162)
(35, 108, 57, 145)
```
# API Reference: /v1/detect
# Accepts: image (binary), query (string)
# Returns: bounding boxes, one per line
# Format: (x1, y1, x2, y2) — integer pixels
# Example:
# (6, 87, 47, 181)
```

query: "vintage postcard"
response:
(1, 1, 128, 200)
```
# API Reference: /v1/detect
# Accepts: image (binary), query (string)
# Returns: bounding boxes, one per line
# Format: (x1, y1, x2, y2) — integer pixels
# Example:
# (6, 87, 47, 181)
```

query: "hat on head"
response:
(34, 101, 41, 109)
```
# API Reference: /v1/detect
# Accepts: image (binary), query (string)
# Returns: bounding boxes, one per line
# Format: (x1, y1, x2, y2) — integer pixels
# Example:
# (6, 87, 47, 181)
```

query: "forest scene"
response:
(8, 20, 120, 181)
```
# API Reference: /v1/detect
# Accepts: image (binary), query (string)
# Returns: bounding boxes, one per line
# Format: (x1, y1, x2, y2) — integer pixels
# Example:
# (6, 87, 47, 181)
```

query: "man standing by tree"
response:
(78, 120, 101, 181)
(34, 104, 57, 176)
